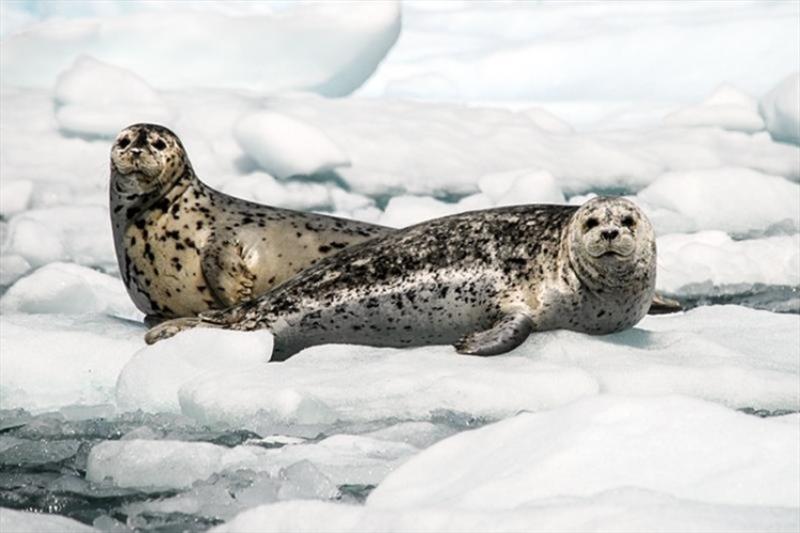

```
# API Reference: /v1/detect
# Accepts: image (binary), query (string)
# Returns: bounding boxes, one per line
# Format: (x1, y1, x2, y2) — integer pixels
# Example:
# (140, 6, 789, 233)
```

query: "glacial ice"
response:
(234, 111, 350, 179)
(663, 84, 764, 133)
(0, 508, 97, 532)
(760, 72, 800, 145)
(1, 2, 401, 97)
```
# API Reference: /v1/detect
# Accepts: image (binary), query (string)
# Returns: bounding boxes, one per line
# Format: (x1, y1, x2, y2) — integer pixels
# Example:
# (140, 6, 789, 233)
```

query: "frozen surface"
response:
(116, 329, 273, 413)
(0, 314, 143, 410)
(370, 396, 799, 508)
(0, 508, 97, 532)
(760, 72, 800, 145)
(0, 262, 138, 317)
(234, 111, 350, 179)
(170, 306, 799, 427)
(215, 493, 800, 533)
(663, 84, 764, 133)
(1, 2, 401, 97)
(636, 168, 800, 235)
(54, 56, 174, 138)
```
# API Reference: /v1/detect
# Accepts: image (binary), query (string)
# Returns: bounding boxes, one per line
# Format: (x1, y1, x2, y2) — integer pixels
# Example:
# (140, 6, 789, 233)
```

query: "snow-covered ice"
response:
(1, 2, 799, 531)
(1, 2, 401, 97)
(234, 111, 350, 179)
(760, 72, 800, 145)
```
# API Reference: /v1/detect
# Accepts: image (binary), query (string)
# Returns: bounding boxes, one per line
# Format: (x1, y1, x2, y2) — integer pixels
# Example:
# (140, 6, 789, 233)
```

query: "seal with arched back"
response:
(110, 123, 388, 324)
(145, 197, 661, 359)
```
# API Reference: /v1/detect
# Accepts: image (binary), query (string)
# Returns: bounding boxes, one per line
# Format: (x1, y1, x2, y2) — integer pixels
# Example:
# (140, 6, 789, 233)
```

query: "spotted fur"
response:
(109, 123, 388, 323)
(146, 197, 658, 360)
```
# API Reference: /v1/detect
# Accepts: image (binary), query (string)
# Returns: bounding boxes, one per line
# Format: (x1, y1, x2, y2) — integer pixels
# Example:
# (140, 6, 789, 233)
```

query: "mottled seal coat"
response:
(110, 123, 387, 323)
(146, 197, 658, 360)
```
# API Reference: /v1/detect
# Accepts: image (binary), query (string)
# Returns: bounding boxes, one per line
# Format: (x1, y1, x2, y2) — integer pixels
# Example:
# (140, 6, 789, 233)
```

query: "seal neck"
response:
(110, 161, 197, 226)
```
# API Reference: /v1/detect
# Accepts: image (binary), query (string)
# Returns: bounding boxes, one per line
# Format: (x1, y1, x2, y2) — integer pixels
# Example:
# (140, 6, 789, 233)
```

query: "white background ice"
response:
(0, 1, 798, 531)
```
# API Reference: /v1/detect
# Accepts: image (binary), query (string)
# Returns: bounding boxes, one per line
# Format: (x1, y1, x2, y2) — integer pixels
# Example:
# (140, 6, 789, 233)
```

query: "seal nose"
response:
(130, 148, 143, 158)
(601, 229, 619, 241)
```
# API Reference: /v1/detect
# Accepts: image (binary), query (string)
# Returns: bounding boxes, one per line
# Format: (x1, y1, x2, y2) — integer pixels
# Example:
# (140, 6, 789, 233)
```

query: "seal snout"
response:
(600, 228, 619, 241)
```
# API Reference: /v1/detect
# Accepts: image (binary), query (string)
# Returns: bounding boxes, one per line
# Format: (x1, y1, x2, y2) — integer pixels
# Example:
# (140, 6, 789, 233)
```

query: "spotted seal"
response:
(145, 197, 660, 359)
(110, 123, 387, 324)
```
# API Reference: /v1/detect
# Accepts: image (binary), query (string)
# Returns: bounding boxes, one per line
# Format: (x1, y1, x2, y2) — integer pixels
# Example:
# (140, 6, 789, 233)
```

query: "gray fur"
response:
(146, 197, 658, 360)
(109, 123, 388, 322)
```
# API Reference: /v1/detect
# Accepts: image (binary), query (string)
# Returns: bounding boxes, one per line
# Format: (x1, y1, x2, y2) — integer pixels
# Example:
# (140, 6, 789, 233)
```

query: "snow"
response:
(215, 493, 800, 533)
(636, 168, 800, 235)
(116, 329, 273, 413)
(369, 395, 800, 508)
(656, 232, 800, 293)
(760, 72, 800, 146)
(0, 262, 138, 317)
(54, 56, 174, 138)
(0, 314, 143, 411)
(1, 2, 401, 97)
(663, 84, 764, 133)
(0, 509, 97, 533)
(234, 111, 350, 179)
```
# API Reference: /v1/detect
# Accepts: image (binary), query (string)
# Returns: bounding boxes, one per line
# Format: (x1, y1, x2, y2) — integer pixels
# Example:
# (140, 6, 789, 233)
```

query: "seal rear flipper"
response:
(144, 317, 219, 344)
(454, 312, 534, 356)
(202, 239, 257, 308)
(648, 293, 682, 315)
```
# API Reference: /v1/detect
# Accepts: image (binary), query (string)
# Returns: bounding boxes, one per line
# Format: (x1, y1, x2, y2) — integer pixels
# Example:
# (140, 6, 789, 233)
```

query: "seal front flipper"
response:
(647, 293, 682, 315)
(202, 238, 257, 308)
(454, 312, 534, 356)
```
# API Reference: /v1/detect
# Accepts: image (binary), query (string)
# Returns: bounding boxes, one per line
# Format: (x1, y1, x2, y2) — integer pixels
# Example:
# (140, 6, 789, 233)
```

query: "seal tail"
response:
(144, 317, 222, 345)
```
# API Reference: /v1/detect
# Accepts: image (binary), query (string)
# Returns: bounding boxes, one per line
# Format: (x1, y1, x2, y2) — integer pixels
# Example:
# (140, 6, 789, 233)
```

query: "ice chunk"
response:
(116, 329, 273, 413)
(86, 439, 266, 490)
(212, 488, 800, 533)
(4, 206, 115, 269)
(0, 179, 33, 216)
(1, 2, 401, 96)
(178, 306, 796, 428)
(477, 169, 564, 206)
(0, 314, 143, 410)
(759, 72, 800, 145)
(656, 232, 800, 293)
(0, 253, 31, 287)
(663, 84, 764, 133)
(0, 439, 81, 467)
(260, 434, 418, 486)
(234, 111, 350, 179)
(369, 396, 799, 509)
(179, 344, 598, 426)
(0, 262, 138, 318)
(54, 56, 174, 138)
(637, 168, 800, 234)
(277, 460, 338, 501)
(0, 508, 97, 532)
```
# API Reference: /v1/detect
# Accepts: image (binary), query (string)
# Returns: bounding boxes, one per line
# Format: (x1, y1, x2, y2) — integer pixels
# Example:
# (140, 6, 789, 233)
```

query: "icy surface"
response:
(0, 508, 97, 532)
(116, 329, 273, 413)
(1, 2, 401, 96)
(215, 493, 800, 533)
(760, 72, 800, 145)
(234, 111, 350, 179)
(369, 396, 799, 508)
(54, 56, 174, 138)
(0, 314, 143, 410)
(663, 84, 764, 133)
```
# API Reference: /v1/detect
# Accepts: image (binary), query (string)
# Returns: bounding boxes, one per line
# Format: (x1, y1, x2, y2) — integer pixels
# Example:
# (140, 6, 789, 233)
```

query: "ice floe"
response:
(760, 72, 800, 145)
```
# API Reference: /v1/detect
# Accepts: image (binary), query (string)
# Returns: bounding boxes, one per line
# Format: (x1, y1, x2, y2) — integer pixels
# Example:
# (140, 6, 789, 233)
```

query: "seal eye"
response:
(585, 218, 599, 230)
(621, 215, 635, 228)
(117, 137, 131, 149)
(152, 139, 167, 151)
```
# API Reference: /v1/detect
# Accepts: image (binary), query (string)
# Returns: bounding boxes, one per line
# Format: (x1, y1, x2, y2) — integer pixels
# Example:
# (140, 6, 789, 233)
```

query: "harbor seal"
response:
(145, 197, 658, 360)
(110, 123, 388, 324)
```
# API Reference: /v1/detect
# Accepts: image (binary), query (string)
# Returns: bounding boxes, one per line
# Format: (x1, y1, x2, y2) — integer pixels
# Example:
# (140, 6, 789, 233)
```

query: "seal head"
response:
(567, 196, 655, 292)
(111, 124, 187, 196)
